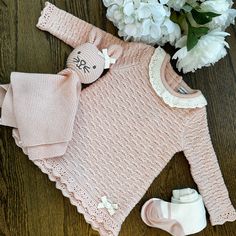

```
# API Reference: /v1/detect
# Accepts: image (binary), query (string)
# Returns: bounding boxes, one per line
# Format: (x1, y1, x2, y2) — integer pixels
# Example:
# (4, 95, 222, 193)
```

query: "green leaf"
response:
(170, 11, 179, 24)
(191, 26, 209, 37)
(187, 23, 209, 51)
(187, 31, 199, 51)
(191, 8, 221, 25)
(170, 11, 186, 25)
(170, 11, 188, 33)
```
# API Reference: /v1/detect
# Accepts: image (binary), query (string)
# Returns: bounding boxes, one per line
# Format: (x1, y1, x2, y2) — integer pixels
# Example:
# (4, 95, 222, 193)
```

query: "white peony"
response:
(207, 9, 236, 30)
(200, 0, 236, 30)
(173, 29, 230, 73)
(200, 0, 230, 13)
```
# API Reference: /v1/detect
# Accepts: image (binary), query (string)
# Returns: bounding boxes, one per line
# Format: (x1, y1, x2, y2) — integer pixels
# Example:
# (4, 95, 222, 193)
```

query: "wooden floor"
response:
(0, 1, 235, 236)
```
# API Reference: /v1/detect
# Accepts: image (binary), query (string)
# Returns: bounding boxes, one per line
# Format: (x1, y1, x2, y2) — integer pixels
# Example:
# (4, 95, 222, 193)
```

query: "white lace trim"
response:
(33, 158, 119, 236)
(149, 47, 207, 109)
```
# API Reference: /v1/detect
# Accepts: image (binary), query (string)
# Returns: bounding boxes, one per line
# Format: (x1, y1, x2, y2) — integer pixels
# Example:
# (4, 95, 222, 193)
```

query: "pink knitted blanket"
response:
(0, 2, 235, 236)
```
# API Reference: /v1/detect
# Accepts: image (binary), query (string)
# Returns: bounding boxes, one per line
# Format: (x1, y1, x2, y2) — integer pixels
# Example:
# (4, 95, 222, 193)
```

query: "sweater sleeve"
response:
(183, 107, 236, 225)
(36, 2, 124, 48)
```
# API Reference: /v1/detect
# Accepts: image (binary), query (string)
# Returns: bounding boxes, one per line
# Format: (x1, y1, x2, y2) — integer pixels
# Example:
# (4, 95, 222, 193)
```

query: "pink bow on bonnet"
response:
(0, 28, 123, 160)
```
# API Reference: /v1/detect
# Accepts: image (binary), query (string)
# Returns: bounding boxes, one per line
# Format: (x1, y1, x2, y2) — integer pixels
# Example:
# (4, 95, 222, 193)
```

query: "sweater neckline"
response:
(149, 47, 207, 109)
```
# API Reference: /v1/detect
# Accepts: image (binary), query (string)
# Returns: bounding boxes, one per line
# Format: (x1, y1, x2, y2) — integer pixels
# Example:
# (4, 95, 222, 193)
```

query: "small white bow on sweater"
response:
(97, 196, 119, 216)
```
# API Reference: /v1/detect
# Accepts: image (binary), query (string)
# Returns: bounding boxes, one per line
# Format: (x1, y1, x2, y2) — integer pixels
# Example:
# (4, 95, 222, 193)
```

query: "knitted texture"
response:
(5, 2, 233, 236)
(0, 29, 123, 160)
(34, 2, 236, 235)
(0, 72, 81, 159)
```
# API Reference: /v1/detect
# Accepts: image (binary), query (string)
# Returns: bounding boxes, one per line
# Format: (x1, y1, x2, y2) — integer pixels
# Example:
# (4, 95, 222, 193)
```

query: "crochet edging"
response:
(36, 1, 55, 29)
(33, 159, 119, 236)
(211, 208, 236, 226)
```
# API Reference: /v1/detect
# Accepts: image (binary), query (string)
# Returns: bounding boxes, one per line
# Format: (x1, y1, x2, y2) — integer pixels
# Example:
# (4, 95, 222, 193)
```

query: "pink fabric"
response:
(0, 84, 16, 127)
(0, 72, 81, 159)
(34, 3, 236, 235)
(0, 30, 122, 160)
(0, 2, 235, 236)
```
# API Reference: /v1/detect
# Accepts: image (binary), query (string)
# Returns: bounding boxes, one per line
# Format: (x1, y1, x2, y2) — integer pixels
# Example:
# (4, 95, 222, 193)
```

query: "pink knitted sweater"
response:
(1, 2, 236, 236)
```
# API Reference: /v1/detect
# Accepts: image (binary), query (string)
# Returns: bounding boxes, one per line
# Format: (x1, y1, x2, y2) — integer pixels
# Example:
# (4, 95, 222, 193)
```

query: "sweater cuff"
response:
(37, 1, 57, 31)
(36, 2, 93, 48)
(210, 204, 236, 225)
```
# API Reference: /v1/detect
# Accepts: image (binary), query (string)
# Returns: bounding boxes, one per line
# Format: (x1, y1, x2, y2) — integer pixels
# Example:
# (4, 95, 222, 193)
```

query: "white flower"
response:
(103, 0, 124, 7)
(200, 0, 236, 30)
(166, 0, 187, 11)
(159, 18, 181, 45)
(123, 1, 135, 16)
(200, 0, 230, 13)
(106, 4, 124, 24)
(224, 8, 236, 27)
(208, 9, 236, 30)
(105, 0, 181, 45)
(173, 29, 230, 73)
(185, 0, 199, 7)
